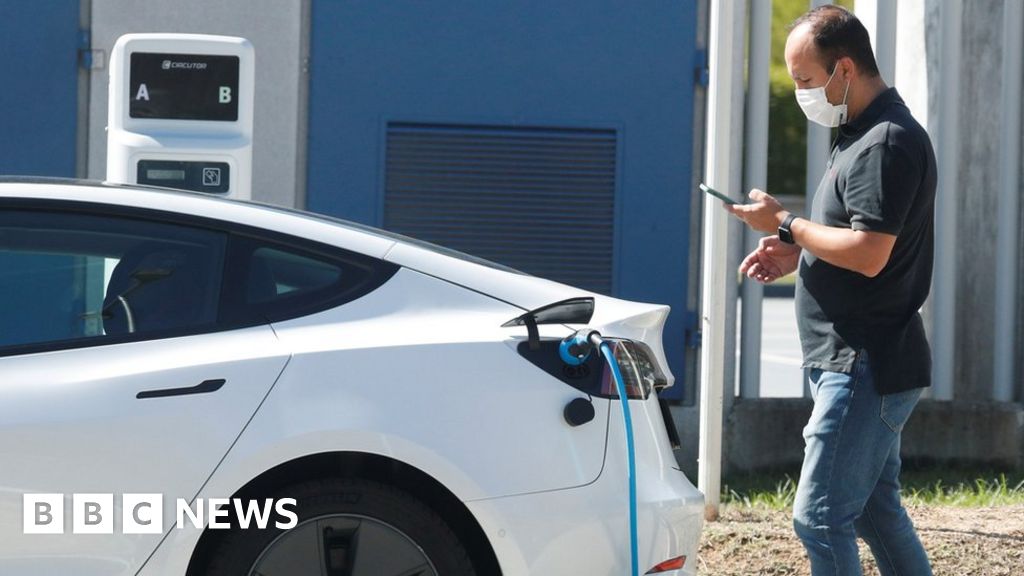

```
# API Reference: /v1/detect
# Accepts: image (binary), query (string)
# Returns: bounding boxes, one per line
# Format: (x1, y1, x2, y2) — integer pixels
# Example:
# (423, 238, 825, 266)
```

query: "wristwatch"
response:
(778, 213, 799, 245)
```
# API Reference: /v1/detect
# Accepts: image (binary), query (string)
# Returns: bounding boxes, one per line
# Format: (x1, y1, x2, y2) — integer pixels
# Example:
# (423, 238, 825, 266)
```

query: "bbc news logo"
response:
(23, 494, 298, 534)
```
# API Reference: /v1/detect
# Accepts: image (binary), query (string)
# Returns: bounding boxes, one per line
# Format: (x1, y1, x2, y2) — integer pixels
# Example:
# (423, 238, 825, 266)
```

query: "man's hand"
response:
(726, 189, 788, 233)
(740, 235, 801, 284)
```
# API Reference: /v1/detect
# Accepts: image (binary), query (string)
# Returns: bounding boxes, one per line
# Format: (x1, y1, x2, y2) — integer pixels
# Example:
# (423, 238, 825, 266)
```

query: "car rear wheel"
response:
(204, 478, 477, 576)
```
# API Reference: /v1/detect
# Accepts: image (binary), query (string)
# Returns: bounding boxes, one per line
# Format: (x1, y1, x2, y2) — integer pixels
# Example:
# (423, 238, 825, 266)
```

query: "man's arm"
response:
(726, 189, 896, 278)
(788, 216, 896, 278)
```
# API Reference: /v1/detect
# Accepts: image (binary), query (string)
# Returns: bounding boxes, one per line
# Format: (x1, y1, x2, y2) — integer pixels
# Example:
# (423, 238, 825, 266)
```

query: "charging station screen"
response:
(137, 159, 230, 194)
(129, 52, 239, 121)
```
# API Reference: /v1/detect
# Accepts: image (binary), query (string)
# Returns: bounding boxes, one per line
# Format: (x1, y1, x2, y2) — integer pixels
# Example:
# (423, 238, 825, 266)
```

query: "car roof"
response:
(0, 178, 669, 346)
(0, 176, 526, 275)
(0, 177, 395, 258)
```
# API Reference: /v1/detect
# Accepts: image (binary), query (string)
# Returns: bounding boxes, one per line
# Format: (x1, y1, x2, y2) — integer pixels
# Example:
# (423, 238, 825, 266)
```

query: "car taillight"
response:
(646, 555, 687, 573)
(600, 339, 668, 400)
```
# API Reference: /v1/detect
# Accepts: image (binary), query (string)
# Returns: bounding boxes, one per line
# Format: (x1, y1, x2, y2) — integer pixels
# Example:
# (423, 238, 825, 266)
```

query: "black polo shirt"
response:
(795, 88, 937, 394)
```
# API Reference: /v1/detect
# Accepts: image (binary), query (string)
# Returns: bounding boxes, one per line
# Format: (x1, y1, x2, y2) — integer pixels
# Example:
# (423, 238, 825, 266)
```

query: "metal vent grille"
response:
(384, 122, 617, 294)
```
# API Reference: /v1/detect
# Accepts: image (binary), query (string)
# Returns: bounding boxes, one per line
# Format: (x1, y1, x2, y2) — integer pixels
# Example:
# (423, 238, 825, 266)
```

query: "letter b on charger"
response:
(23, 494, 64, 534)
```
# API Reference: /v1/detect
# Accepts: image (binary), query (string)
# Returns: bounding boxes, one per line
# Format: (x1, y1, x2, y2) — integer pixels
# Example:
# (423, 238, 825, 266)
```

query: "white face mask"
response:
(795, 65, 850, 127)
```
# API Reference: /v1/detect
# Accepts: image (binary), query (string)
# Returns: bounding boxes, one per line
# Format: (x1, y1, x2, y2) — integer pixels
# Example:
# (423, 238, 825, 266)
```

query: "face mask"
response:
(795, 65, 850, 127)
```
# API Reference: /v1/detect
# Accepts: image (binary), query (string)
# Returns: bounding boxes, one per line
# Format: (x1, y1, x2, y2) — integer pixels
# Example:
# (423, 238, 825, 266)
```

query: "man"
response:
(726, 5, 936, 575)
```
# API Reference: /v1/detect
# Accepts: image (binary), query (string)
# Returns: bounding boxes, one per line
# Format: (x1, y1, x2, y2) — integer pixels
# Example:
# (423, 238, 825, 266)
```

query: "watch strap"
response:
(778, 213, 799, 244)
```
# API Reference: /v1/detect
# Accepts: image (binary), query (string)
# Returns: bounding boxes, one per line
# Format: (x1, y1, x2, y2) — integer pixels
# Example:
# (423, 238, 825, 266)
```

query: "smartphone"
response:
(699, 182, 741, 205)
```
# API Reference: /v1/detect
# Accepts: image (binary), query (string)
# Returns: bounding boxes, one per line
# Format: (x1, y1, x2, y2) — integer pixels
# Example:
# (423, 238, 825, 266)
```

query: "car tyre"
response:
(203, 478, 477, 576)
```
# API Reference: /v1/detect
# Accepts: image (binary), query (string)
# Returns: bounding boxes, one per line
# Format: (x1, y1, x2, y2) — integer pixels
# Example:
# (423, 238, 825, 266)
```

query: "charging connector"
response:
(558, 329, 600, 365)
(560, 329, 639, 576)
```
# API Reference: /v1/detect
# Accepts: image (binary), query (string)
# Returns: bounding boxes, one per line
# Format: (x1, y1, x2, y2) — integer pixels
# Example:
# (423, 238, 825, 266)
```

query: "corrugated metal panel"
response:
(384, 122, 616, 294)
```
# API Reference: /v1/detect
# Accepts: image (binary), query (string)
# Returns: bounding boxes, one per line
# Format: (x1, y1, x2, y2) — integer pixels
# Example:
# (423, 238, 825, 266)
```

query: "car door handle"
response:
(136, 379, 226, 399)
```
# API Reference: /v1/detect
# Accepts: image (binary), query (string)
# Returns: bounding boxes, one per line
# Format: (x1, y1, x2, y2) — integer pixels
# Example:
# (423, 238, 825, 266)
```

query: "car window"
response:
(243, 201, 527, 275)
(247, 247, 342, 302)
(222, 234, 398, 324)
(0, 210, 226, 352)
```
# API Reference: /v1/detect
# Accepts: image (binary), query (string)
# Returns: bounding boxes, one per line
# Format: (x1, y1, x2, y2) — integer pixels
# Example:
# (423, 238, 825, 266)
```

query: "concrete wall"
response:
(892, 0, 1023, 402)
(87, 0, 306, 207)
(717, 400, 1023, 473)
(675, 398, 1024, 476)
(954, 0, 1002, 399)
(1019, 95, 1024, 399)
(951, 0, 1024, 403)
(1015, 9, 1024, 403)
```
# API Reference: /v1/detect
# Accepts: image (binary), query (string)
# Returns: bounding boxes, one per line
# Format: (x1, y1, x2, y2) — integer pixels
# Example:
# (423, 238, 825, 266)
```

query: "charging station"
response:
(106, 33, 255, 199)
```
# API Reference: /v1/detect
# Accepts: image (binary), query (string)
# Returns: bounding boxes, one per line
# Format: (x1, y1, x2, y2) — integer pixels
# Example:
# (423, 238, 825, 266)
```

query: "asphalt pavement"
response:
(741, 296, 806, 398)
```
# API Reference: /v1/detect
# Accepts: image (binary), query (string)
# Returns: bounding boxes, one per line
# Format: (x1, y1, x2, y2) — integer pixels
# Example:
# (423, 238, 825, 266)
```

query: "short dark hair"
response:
(790, 5, 880, 77)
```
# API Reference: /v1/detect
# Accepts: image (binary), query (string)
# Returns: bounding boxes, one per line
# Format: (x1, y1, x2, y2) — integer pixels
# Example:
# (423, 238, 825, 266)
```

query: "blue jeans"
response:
(793, 351, 932, 576)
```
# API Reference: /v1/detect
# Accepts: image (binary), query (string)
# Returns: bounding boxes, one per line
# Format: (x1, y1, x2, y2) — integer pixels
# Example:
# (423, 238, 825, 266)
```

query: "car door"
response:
(0, 206, 289, 575)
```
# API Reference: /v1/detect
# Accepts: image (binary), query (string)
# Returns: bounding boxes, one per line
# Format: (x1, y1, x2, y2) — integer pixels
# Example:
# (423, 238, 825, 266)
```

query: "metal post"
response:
(994, 0, 1022, 402)
(856, 0, 898, 85)
(931, 0, 961, 401)
(740, 0, 771, 399)
(698, 0, 742, 522)
(805, 133, 830, 215)
(803, 0, 831, 398)
(805, 0, 832, 220)
(723, 0, 748, 409)
(874, 1, 897, 84)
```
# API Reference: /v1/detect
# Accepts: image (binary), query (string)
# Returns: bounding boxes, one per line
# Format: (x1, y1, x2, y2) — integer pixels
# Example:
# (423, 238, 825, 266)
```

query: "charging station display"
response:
(137, 159, 230, 193)
(129, 53, 239, 121)
(107, 33, 254, 199)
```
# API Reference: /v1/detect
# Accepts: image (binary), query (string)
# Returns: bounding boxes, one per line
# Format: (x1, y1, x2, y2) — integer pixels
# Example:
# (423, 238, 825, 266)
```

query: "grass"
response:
(722, 467, 1024, 509)
(902, 470, 1024, 507)
(723, 474, 799, 509)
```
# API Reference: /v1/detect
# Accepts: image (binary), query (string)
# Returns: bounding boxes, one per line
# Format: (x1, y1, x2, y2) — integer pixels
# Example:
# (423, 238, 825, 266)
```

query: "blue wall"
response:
(307, 1, 699, 397)
(0, 1, 80, 176)
(0, 1, 82, 344)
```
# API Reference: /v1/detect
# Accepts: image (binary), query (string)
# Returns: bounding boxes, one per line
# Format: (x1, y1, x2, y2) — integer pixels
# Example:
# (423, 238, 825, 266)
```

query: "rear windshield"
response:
(247, 201, 529, 276)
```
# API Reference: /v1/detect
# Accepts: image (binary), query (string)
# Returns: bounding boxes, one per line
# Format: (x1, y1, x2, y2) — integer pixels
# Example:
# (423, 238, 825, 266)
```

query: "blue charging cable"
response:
(560, 330, 639, 576)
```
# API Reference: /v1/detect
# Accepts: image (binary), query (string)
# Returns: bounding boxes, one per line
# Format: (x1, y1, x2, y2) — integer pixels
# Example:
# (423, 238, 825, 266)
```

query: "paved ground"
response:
(741, 296, 806, 398)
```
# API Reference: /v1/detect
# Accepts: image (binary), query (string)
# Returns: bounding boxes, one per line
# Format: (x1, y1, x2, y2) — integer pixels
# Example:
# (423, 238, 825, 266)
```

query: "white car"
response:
(0, 178, 703, 576)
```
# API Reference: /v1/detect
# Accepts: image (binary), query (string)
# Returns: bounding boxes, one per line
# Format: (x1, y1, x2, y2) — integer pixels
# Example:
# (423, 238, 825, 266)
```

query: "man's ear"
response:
(839, 56, 856, 81)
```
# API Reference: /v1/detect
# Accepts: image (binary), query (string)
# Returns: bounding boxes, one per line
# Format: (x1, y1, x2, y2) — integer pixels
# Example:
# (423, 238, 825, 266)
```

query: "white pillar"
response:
(893, 0, 931, 130)
(740, 0, 771, 399)
(803, 0, 831, 398)
(806, 0, 832, 213)
(698, 0, 744, 522)
(931, 0, 961, 401)
(724, 0, 748, 408)
(994, 0, 1022, 402)
(893, 0, 935, 397)
(856, 0, 898, 85)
